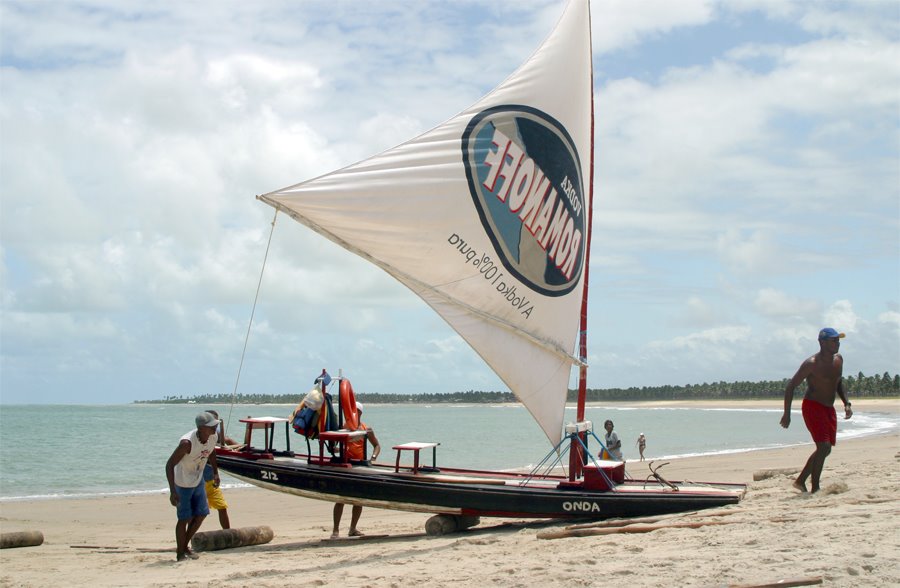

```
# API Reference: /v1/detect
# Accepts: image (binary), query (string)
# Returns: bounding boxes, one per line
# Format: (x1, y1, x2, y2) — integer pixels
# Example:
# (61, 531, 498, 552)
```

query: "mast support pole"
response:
(568, 3, 595, 481)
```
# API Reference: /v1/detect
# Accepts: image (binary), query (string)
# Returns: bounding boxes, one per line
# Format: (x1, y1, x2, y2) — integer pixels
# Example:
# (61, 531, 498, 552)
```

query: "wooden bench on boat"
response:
(310, 429, 368, 467)
(393, 442, 439, 474)
(239, 417, 291, 453)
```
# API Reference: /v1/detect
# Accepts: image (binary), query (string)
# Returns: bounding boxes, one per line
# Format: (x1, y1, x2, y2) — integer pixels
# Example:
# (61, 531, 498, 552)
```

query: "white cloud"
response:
(658, 325, 753, 350)
(797, 4, 899, 39)
(753, 288, 820, 319)
(723, 0, 898, 40)
(593, 0, 715, 53)
(822, 299, 858, 336)
(715, 229, 781, 275)
(681, 295, 729, 328)
(633, 326, 756, 384)
(878, 310, 900, 327)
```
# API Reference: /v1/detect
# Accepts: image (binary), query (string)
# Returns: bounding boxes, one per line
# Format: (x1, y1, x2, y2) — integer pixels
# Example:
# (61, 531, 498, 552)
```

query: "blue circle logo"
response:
(461, 105, 585, 296)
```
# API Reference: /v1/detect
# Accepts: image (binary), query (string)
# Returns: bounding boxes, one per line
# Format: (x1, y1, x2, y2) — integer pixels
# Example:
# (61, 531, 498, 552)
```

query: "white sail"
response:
(260, 0, 593, 444)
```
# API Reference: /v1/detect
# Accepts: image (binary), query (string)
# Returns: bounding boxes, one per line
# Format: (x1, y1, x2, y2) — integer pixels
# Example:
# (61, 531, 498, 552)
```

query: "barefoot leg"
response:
(332, 503, 344, 537)
(809, 442, 832, 493)
(794, 451, 816, 491)
(218, 508, 230, 530)
(348, 505, 364, 536)
(175, 519, 189, 560)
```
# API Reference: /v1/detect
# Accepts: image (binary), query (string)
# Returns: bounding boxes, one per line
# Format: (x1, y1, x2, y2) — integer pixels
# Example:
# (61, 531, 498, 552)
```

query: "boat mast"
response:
(568, 2, 595, 482)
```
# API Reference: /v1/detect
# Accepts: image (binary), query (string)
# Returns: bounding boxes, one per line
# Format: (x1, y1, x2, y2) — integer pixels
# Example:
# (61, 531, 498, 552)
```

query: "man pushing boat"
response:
(166, 412, 219, 561)
(780, 327, 853, 493)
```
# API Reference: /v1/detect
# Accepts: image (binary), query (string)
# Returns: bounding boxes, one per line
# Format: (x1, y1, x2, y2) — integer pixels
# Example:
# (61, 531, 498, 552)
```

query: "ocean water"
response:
(0, 403, 896, 501)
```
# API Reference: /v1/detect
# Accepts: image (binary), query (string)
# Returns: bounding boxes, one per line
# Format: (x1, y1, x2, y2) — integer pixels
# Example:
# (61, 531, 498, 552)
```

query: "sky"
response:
(1, 0, 898, 405)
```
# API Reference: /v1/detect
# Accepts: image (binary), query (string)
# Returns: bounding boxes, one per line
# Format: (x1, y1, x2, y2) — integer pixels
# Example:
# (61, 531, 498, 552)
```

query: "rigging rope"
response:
(225, 210, 278, 436)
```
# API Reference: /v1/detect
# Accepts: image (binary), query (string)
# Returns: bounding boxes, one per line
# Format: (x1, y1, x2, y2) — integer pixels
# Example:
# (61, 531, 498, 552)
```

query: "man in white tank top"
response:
(165, 412, 219, 561)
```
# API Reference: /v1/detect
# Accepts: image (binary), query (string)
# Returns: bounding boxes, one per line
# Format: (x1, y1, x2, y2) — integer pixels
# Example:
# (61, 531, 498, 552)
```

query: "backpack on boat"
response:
(292, 387, 327, 437)
(292, 390, 338, 448)
(292, 406, 319, 437)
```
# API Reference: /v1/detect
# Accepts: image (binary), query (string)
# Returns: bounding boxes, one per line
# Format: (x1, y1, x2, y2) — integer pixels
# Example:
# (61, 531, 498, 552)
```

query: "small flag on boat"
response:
(315, 369, 332, 386)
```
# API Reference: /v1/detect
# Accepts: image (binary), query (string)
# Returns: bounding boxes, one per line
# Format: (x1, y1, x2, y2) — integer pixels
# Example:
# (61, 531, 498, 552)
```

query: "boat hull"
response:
(217, 452, 744, 520)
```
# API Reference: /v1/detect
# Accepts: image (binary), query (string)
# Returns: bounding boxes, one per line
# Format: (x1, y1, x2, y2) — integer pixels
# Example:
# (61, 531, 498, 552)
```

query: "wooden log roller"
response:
(190, 526, 274, 552)
(1, 531, 44, 549)
(425, 515, 480, 536)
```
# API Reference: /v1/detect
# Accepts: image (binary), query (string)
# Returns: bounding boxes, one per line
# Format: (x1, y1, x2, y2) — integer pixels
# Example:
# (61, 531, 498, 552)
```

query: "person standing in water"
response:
(636, 433, 646, 461)
(780, 327, 853, 493)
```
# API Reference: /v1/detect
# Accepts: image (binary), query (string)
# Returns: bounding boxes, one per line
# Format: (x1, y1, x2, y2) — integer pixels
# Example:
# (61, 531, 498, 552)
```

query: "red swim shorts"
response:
(801, 398, 837, 445)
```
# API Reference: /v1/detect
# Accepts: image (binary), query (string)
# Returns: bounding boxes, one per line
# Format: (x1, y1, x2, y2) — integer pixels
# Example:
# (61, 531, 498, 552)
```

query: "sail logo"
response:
(461, 105, 585, 297)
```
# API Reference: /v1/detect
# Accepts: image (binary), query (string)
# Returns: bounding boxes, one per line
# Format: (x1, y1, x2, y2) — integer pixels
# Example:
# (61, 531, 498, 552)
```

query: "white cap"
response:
(196, 412, 219, 429)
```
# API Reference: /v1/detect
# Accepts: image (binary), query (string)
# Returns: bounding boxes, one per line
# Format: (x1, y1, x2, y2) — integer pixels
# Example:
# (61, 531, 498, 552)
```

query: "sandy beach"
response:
(1, 400, 898, 587)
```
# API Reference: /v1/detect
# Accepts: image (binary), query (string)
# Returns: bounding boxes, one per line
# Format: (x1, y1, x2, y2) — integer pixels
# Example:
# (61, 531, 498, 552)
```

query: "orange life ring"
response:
(339, 379, 359, 431)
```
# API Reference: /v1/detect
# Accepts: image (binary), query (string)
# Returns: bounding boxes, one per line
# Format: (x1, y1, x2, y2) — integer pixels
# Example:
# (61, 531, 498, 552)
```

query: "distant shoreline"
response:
(128, 397, 900, 413)
(133, 373, 899, 406)
(583, 397, 900, 413)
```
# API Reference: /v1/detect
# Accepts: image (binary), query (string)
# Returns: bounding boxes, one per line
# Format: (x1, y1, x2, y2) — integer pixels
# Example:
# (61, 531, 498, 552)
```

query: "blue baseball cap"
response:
(818, 327, 845, 340)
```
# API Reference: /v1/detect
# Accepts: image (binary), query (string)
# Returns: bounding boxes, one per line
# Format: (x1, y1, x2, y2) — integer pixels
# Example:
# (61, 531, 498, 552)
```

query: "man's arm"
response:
(366, 430, 381, 460)
(216, 424, 238, 447)
(165, 440, 191, 506)
(781, 359, 812, 428)
(207, 450, 220, 487)
(835, 363, 852, 419)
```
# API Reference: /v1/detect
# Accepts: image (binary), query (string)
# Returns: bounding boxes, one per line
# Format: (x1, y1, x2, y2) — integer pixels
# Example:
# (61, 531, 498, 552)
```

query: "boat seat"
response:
(239, 417, 291, 453)
(393, 442, 439, 474)
(313, 429, 368, 467)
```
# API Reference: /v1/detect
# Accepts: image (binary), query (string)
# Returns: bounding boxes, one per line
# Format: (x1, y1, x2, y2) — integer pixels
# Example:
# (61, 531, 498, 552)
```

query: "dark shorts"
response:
(802, 398, 837, 446)
(175, 483, 210, 521)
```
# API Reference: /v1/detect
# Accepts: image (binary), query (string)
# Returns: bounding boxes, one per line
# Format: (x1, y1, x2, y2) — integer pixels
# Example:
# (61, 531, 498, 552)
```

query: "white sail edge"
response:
(258, 195, 586, 368)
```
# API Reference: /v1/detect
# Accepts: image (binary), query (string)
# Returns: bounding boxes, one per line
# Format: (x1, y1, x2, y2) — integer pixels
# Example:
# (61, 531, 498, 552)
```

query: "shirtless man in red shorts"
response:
(780, 327, 853, 493)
